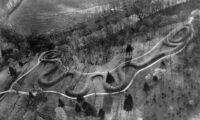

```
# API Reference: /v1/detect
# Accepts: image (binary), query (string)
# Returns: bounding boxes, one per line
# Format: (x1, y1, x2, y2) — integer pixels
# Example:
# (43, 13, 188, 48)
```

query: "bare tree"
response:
(122, 0, 164, 21)
(131, 0, 152, 21)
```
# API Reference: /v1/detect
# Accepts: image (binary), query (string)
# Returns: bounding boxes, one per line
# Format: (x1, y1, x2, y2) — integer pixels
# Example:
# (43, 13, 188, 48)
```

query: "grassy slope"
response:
(7, 0, 120, 34)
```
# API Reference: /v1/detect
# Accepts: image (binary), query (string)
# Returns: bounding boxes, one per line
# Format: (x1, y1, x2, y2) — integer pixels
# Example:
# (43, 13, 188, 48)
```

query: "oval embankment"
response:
(162, 25, 193, 47)
(40, 50, 61, 62)
(38, 62, 68, 87)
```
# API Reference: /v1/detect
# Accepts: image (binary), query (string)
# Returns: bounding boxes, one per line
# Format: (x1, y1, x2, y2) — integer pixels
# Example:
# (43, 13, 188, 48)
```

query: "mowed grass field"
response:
(7, 0, 119, 34)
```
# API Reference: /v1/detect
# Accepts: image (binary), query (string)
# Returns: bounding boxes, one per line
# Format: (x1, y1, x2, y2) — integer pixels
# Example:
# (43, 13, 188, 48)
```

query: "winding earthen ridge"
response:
(102, 22, 194, 93)
(34, 13, 195, 99)
(63, 71, 97, 97)
(0, 10, 198, 101)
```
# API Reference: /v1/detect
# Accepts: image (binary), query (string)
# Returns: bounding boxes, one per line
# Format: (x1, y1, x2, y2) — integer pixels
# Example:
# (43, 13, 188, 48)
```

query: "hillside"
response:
(0, 0, 200, 120)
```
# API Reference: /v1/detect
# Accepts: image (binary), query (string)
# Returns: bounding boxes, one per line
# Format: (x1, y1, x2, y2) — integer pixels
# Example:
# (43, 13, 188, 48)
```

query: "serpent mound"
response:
(0, 5, 200, 120)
